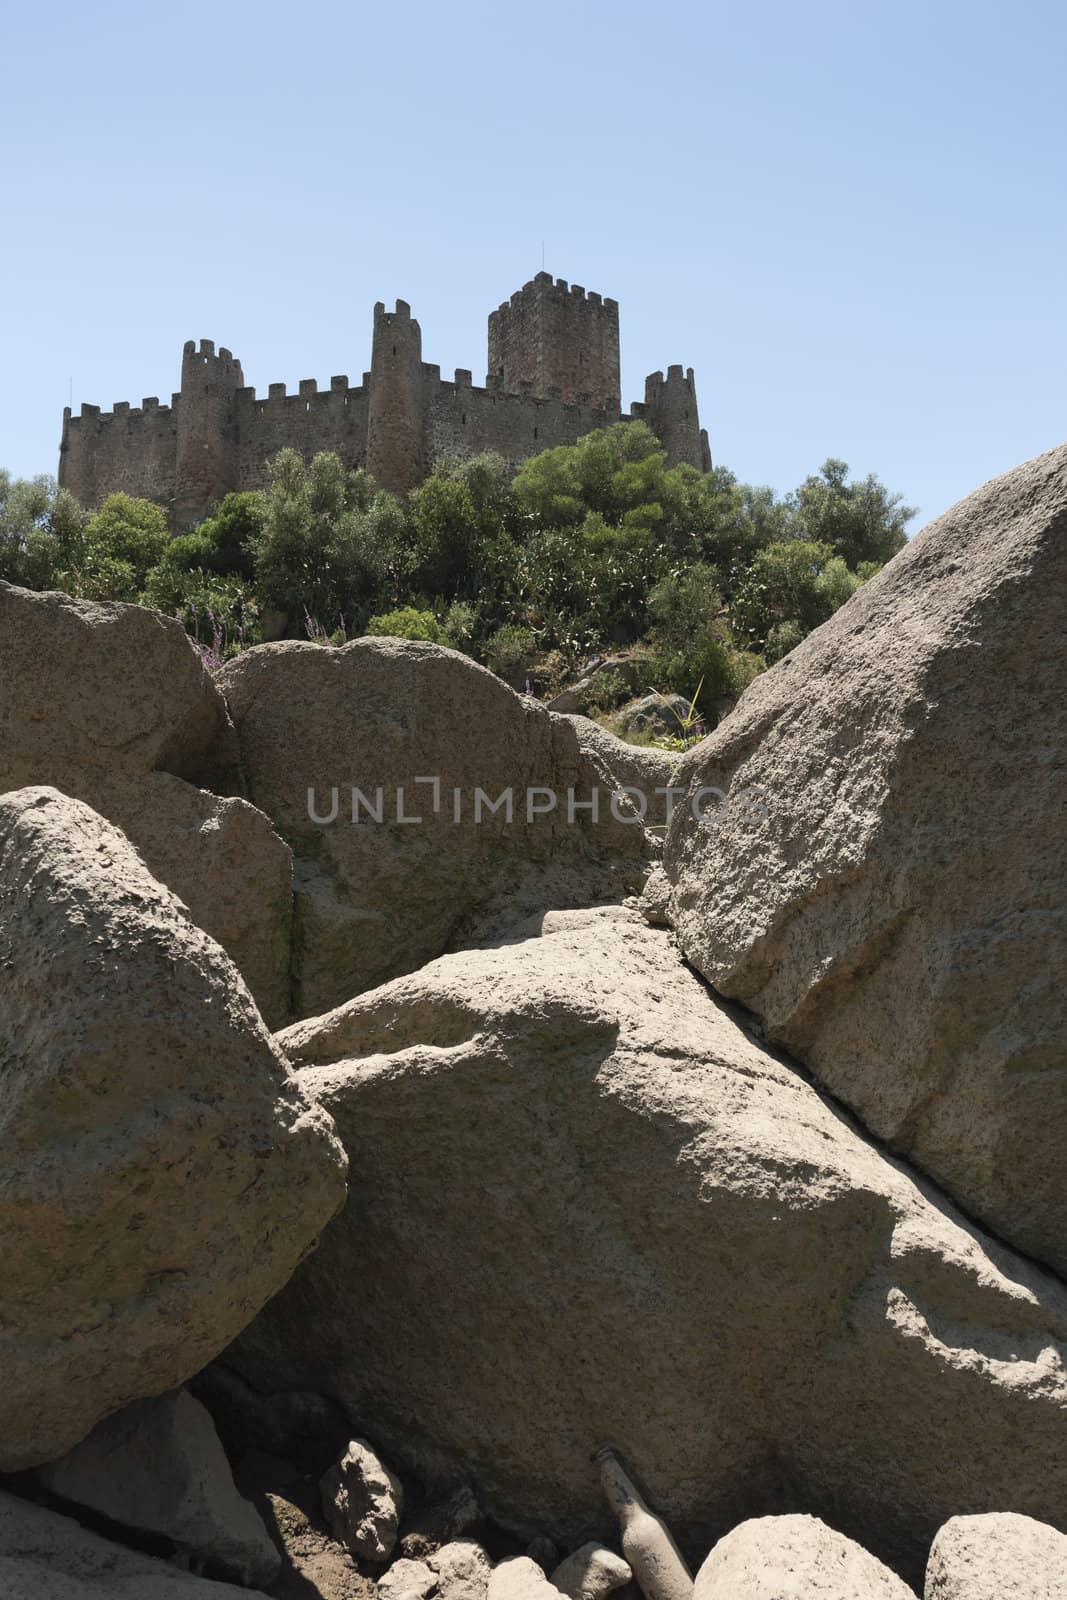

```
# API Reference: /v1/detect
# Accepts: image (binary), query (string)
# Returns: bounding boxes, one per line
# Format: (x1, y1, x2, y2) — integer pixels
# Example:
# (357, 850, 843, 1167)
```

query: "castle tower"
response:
(366, 300, 425, 494)
(642, 366, 710, 473)
(174, 340, 244, 527)
(59, 405, 96, 508)
(488, 272, 620, 409)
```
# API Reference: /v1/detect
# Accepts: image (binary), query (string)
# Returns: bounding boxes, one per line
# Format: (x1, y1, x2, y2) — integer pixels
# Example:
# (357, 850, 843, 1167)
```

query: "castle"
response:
(59, 272, 711, 527)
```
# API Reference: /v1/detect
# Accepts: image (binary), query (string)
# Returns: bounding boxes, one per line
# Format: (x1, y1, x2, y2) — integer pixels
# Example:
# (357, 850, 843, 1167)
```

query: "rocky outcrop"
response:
(429, 1541, 493, 1600)
(0, 787, 346, 1470)
(214, 639, 649, 1017)
(381, 1557, 441, 1600)
(321, 1438, 405, 1562)
(103, 772, 293, 1027)
(924, 1513, 1067, 1599)
(489, 1557, 569, 1600)
(231, 906, 1067, 1580)
(0, 582, 292, 1023)
(558, 715, 682, 827)
(695, 1515, 916, 1598)
(37, 1386, 279, 1585)
(660, 442, 1067, 1274)
(548, 656, 645, 715)
(615, 693, 691, 737)
(0, 582, 233, 791)
(0, 1489, 273, 1599)
(550, 1543, 632, 1600)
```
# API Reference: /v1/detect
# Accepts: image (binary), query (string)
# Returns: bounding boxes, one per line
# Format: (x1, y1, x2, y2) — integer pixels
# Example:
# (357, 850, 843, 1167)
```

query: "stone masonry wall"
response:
(60, 399, 179, 510)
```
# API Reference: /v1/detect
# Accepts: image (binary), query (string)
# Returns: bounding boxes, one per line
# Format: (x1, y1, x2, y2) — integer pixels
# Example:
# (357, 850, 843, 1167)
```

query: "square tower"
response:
(488, 272, 620, 409)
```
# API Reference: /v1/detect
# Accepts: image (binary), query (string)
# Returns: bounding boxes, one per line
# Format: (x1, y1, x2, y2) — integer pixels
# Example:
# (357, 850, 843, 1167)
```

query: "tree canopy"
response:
(1, 427, 916, 720)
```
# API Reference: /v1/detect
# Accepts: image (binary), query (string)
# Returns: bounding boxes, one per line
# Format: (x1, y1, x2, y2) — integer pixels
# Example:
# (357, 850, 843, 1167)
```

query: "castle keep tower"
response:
(488, 272, 621, 408)
(59, 273, 710, 523)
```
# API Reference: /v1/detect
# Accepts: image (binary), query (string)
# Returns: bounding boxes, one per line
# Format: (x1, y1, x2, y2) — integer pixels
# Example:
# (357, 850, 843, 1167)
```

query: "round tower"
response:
(643, 366, 707, 472)
(366, 301, 425, 494)
(174, 339, 244, 527)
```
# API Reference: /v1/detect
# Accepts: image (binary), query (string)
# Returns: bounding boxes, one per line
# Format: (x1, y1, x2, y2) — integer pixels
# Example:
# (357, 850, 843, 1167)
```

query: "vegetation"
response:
(0, 426, 914, 723)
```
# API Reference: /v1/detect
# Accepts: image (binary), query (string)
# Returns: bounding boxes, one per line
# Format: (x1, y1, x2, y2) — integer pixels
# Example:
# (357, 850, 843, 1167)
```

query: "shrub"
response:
(483, 623, 536, 687)
(365, 606, 452, 644)
(764, 618, 807, 663)
(141, 566, 261, 664)
(441, 600, 479, 653)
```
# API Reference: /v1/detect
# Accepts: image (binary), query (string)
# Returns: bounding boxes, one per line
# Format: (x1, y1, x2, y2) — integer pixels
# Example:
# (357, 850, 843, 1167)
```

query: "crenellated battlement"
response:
(181, 338, 244, 383)
(59, 274, 708, 520)
(232, 375, 367, 407)
(495, 273, 618, 316)
(66, 396, 174, 429)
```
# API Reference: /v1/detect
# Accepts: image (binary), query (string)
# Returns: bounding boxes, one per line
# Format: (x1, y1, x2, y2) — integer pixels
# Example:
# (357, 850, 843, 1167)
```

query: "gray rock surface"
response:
(661, 442, 1067, 1273)
(320, 1437, 405, 1562)
(551, 1543, 632, 1600)
(214, 638, 647, 1017)
(399, 1484, 484, 1559)
(0, 1488, 273, 1600)
(0, 581, 232, 791)
(379, 1558, 439, 1600)
(558, 714, 682, 827)
(232, 906, 1067, 1579)
(490, 1557, 568, 1600)
(0, 787, 346, 1470)
(0, 582, 292, 1023)
(615, 692, 691, 736)
(695, 1515, 916, 1598)
(102, 772, 293, 1027)
(191, 1363, 351, 1468)
(38, 1387, 279, 1585)
(924, 1512, 1067, 1600)
(428, 1541, 493, 1600)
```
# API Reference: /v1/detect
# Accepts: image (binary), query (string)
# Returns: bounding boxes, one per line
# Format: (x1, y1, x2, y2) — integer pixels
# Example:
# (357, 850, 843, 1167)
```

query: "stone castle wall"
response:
(60, 273, 711, 526)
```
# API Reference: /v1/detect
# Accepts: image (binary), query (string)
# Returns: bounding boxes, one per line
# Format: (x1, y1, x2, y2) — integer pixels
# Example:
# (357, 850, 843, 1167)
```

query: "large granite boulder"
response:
(231, 907, 1067, 1583)
(0, 581, 231, 791)
(660, 443, 1067, 1273)
(924, 1513, 1067, 1599)
(102, 772, 294, 1026)
(0, 787, 346, 1470)
(695, 1515, 916, 1599)
(0, 1490, 273, 1600)
(213, 639, 649, 1018)
(38, 1387, 280, 1585)
(0, 582, 292, 1023)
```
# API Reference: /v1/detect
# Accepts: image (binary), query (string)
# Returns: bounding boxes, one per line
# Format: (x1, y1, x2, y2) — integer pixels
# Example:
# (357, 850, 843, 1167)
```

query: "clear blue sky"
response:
(4, 0, 1065, 529)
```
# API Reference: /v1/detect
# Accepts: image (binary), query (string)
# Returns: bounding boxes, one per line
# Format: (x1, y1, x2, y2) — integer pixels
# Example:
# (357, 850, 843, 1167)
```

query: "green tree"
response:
(250, 449, 388, 634)
(0, 471, 87, 591)
(186, 491, 264, 579)
(785, 458, 915, 567)
(84, 494, 169, 589)
(643, 563, 758, 716)
(513, 421, 668, 528)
